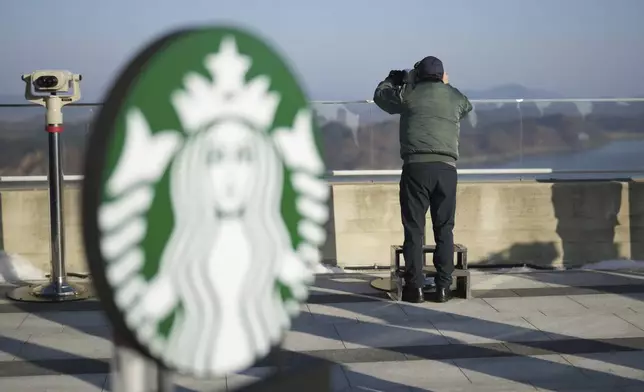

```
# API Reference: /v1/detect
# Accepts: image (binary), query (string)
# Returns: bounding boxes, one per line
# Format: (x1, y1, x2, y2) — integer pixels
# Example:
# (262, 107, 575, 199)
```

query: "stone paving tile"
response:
(560, 351, 644, 388)
(535, 387, 633, 392)
(32, 311, 109, 328)
(453, 354, 592, 390)
(334, 320, 449, 349)
(17, 315, 67, 333)
(344, 360, 475, 391)
(568, 294, 644, 310)
(451, 311, 546, 322)
(60, 325, 112, 340)
(431, 317, 551, 344)
(308, 302, 409, 324)
(471, 274, 555, 290)
(0, 327, 36, 340)
(483, 296, 589, 315)
(309, 346, 407, 363)
(311, 277, 378, 295)
(537, 306, 637, 318)
(0, 358, 108, 378)
(306, 303, 367, 324)
(472, 289, 520, 298)
(524, 314, 644, 340)
(289, 305, 316, 328)
(344, 387, 411, 392)
(4, 272, 644, 390)
(409, 384, 538, 392)
(400, 343, 512, 361)
(616, 312, 644, 330)
(417, 385, 538, 392)
(325, 364, 351, 391)
(0, 328, 33, 361)
(173, 373, 227, 392)
(0, 374, 106, 392)
(503, 337, 644, 357)
(0, 313, 28, 330)
(282, 323, 346, 351)
(0, 337, 21, 361)
(621, 385, 644, 392)
(399, 299, 499, 321)
(523, 271, 644, 287)
(627, 303, 644, 313)
(19, 332, 112, 360)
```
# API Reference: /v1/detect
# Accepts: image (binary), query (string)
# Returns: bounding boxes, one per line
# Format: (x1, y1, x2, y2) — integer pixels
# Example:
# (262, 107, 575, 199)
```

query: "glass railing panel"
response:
(458, 100, 524, 169)
(2, 98, 644, 179)
(313, 101, 402, 171)
(511, 99, 644, 174)
(60, 105, 99, 175)
(313, 100, 525, 171)
(0, 105, 49, 176)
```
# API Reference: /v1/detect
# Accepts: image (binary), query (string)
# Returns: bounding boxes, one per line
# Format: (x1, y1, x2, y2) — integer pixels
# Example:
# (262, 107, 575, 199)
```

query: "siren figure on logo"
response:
(97, 36, 328, 376)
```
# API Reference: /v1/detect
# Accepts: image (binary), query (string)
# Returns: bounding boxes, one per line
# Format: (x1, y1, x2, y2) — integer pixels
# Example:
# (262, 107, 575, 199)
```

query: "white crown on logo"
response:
(171, 36, 281, 134)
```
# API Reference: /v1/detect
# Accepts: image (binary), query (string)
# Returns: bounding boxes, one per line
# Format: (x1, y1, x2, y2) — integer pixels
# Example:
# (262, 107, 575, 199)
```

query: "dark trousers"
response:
(399, 162, 457, 289)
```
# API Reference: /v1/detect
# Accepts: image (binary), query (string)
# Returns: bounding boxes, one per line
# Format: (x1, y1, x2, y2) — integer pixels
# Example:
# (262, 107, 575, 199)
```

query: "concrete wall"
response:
(327, 180, 644, 268)
(1, 180, 644, 274)
(0, 185, 87, 275)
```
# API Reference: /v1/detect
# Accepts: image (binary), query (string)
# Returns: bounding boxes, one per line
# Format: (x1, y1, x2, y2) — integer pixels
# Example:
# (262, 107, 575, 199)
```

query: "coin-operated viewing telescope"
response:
(8, 70, 91, 303)
(23, 70, 82, 129)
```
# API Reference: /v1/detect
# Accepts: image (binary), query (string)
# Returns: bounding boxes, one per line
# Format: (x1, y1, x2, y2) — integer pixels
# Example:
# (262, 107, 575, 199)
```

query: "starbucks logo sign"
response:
(82, 27, 329, 378)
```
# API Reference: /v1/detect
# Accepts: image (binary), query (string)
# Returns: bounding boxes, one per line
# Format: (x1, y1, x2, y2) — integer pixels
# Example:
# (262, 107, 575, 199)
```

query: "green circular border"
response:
(82, 25, 324, 376)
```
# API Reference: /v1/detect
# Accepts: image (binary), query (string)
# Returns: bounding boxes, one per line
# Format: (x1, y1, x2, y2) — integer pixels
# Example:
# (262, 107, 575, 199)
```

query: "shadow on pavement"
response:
(2, 270, 644, 391)
(309, 271, 644, 391)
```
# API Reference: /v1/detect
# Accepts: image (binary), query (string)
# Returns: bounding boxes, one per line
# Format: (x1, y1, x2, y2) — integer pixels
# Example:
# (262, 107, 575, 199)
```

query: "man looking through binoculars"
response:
(373, 56, 472, 303)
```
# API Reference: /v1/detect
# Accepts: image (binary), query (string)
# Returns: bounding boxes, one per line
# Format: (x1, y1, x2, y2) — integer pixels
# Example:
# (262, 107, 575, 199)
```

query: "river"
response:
(495, 138, 644, 172)
(329, 138, 644, 183)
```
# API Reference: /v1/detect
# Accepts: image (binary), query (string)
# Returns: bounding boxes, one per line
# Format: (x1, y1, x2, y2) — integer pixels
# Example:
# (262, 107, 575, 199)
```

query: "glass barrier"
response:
(1, 99, 644, 177)
(0, 105, 49, 176)
(312, 99, 644, 173)
(0, 105, 96, 176)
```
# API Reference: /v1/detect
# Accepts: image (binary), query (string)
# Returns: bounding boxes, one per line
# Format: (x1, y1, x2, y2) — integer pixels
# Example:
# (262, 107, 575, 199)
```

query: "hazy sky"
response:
(1, 0, 643, 101)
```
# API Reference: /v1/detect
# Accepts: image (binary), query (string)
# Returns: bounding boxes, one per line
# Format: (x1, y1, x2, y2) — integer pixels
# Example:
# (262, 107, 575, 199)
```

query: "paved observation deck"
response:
(2, 269, 644, 391)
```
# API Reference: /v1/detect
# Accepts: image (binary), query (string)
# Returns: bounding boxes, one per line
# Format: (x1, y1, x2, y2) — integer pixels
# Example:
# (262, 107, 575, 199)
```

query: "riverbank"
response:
(459, 132, 644, 169)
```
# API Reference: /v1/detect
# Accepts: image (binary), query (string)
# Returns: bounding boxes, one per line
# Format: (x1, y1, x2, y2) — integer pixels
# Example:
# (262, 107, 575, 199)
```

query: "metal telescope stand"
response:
(7, 89, 91, 302)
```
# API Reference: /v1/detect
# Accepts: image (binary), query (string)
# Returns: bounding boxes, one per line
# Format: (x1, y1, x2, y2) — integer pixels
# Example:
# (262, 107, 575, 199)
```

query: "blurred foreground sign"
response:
(82, 25, 330, 384)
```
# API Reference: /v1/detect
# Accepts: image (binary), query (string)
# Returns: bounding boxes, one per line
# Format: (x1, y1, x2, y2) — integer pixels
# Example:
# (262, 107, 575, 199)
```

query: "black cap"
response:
(415, 56, 444, 80)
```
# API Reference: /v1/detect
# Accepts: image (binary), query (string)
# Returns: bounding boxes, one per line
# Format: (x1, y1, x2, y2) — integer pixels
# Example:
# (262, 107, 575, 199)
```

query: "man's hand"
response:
(387, 70, 406, 86)
(442, 72, 449, 85)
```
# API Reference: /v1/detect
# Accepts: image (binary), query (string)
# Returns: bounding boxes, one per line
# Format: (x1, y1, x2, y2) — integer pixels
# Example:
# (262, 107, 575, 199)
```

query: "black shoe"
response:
(435, 287, 452, 303)
(401, 286, 424, 303)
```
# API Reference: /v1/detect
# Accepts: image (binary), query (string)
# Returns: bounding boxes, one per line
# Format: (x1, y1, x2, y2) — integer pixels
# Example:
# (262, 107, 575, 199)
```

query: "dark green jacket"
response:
(373, 78, 472, 164)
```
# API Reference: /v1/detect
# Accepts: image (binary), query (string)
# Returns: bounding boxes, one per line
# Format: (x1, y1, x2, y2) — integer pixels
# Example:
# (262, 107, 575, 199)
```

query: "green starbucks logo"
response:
(83, 27, 329, 378)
